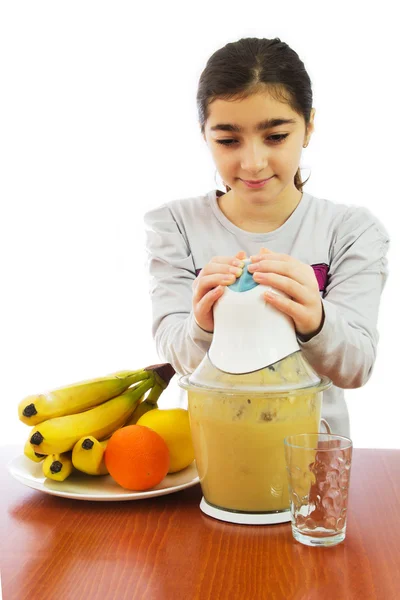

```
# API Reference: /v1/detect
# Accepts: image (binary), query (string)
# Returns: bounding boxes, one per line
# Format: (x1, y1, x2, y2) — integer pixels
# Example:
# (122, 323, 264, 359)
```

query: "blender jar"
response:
(179, 350, 331, 523)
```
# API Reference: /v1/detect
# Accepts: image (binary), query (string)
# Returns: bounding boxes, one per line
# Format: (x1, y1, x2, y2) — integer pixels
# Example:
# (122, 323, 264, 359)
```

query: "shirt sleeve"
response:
(296, 206, 390, 389)
(144, 203, 213, 376)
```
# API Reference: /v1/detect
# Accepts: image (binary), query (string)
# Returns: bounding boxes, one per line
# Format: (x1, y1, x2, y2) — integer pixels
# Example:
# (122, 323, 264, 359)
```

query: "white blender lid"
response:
(209, 259, 300, 374)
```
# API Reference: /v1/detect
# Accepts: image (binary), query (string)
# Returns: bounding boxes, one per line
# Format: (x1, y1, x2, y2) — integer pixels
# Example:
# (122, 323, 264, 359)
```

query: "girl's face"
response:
(203, 91, 315, 202)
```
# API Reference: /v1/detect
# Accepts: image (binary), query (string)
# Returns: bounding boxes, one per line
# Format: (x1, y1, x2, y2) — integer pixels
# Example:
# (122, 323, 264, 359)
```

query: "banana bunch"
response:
(19, 363, 176, 482)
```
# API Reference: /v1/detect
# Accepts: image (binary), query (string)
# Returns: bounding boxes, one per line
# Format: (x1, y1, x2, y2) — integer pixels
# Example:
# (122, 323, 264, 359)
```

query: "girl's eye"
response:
(216, 134, 289, 146)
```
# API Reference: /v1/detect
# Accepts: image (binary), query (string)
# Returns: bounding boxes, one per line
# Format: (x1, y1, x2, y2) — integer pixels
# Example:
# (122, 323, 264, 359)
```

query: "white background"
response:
(1, 1, 398, 450)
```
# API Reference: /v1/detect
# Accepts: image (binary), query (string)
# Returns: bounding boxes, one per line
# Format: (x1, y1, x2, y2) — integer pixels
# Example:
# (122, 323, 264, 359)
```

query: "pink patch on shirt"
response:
(312, 263, 329, 292)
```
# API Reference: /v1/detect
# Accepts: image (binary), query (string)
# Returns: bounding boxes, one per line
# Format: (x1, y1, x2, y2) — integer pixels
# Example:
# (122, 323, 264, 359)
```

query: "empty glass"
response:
(284, 433, 353, 547)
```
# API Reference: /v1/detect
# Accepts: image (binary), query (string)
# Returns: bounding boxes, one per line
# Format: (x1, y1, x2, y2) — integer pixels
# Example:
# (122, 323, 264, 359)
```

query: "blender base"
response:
(200, 497, 292, 525)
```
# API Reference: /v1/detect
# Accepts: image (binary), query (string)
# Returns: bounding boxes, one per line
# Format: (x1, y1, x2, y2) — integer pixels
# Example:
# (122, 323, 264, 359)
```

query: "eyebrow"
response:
(210, 118, 297, 133)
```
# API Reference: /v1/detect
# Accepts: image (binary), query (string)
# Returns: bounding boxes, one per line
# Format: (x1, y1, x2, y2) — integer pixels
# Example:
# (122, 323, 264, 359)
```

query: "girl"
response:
(144, 37, 389, 438)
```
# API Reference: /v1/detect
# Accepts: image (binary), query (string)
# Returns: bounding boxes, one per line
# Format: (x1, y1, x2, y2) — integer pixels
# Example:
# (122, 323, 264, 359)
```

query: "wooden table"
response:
(2, 445, 400, 600)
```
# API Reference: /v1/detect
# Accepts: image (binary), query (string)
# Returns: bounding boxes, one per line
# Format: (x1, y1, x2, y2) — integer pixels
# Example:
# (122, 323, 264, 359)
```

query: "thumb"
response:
(236, 250, 247, 260)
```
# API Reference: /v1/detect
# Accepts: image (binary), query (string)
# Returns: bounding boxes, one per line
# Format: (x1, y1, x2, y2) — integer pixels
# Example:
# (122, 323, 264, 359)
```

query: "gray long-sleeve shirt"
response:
(144, 189, 390, 438)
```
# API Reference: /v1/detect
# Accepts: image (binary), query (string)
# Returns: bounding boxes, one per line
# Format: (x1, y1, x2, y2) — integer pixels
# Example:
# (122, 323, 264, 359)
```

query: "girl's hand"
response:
(247, 247, 324, 339)
(192, 250, 246, 333)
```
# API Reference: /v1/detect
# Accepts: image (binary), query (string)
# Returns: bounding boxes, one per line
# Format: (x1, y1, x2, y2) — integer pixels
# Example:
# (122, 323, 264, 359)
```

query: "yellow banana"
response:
(125, 399, 158, 425)
(18, 368, 152, 425)
(29, 376, 154, 455)
(43, 452, 73, 481)
(72, 436, 109, 475)
(24, 438, 46, 463)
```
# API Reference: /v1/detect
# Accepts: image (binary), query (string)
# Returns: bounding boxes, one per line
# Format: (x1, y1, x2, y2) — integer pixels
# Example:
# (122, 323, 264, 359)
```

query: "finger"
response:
(248, 259, 309, 286)
(250, 247, 273, 261)
(250, 251, 292, 263)
(199, 263, 244, 278)
(252, 272, 308, 304)
(193, 272, 237, 302)
(263, 288, 307, 322)
(236, 250, 247, 260)
(195, 285, 224, 318)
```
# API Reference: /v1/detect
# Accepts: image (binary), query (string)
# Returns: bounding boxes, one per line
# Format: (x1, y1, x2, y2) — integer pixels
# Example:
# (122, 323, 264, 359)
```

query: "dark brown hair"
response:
(197, 37, 313, 193)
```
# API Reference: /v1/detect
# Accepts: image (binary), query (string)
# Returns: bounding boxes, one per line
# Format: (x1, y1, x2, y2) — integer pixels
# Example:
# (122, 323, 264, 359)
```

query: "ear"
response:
(308, 108, 316, 135)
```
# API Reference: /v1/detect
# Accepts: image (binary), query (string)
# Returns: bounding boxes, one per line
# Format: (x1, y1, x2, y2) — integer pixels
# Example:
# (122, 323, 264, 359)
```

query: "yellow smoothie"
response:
(188, 390, 321, 512)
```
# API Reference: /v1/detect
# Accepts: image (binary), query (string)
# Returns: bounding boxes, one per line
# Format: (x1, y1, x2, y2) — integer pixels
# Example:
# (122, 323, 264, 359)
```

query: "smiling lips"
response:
(241, 177, 274, 188)
(243, 178, 270, 183)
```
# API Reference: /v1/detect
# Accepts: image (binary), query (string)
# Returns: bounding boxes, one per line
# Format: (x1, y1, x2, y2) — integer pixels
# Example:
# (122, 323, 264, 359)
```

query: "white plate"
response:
(7, 454, 200, 501)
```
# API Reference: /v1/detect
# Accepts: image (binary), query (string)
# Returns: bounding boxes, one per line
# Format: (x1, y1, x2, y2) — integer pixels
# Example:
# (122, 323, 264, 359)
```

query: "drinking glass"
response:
(284, 433, 353, 547)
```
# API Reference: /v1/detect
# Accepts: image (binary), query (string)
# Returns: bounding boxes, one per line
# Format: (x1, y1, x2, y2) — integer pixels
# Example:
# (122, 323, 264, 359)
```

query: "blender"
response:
(179, 258, 331, 525)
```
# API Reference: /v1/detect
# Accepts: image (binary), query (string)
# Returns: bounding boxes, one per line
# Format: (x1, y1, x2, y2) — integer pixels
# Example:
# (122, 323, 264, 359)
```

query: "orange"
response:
(104, 425, 170, 491)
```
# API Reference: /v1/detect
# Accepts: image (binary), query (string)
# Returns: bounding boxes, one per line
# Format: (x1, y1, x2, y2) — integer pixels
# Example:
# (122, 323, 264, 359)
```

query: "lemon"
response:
(137, 408, 195, 473)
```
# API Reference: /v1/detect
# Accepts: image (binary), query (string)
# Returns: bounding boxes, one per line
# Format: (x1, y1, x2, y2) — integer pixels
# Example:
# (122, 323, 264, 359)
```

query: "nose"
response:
(240, 140, 268, 175)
